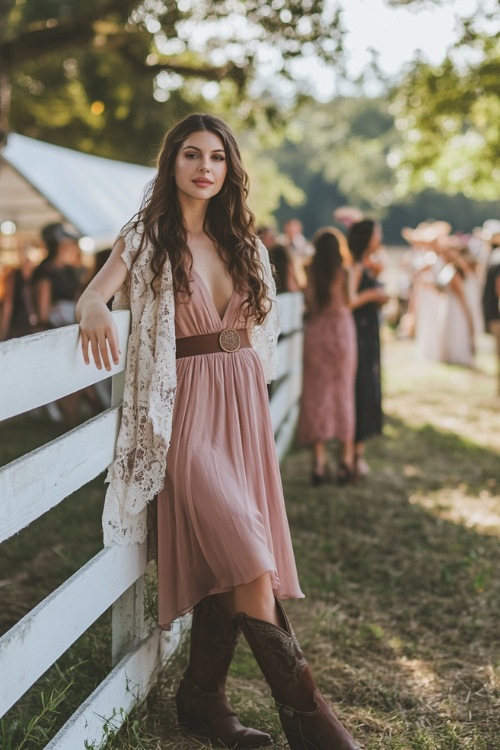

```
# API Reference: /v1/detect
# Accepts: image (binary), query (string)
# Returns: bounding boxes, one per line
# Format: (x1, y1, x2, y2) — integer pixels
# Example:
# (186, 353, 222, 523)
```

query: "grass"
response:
(1, 331, 499, 749)
(0, 414, 111, 749)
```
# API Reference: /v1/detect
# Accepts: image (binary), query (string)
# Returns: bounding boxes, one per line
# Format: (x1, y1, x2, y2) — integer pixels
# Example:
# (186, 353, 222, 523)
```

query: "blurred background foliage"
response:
(0, 0, 498, 239)
(391, 13, 500, 204)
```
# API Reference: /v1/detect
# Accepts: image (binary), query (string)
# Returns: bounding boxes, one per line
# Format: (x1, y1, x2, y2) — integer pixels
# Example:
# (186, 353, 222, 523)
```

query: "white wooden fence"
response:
(0, 291, 303, 749)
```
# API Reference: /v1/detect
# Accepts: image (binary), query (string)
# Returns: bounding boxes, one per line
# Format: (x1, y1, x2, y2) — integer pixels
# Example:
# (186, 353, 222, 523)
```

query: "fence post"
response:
(111, 568, 147, 664)
(109, 361, 148, 664)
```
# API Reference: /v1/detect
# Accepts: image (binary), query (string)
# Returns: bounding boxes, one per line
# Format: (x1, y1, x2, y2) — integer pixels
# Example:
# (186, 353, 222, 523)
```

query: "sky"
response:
(159, 0, 498, 103)
(291, 0, 498, 99)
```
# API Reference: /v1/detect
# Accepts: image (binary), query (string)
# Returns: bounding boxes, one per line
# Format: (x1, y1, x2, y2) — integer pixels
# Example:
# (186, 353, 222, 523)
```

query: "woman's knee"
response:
(215, 574, 279, 624)
(234, 574, 277, 618)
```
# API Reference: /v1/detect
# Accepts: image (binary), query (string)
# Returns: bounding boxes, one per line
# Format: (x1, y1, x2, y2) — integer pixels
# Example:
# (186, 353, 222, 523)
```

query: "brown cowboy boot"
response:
(176, 595, 273, 748)
(237, 600, 360, 750)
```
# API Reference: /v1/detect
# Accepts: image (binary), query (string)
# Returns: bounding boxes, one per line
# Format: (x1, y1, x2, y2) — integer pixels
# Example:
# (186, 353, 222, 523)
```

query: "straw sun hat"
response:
(401, 221, 452, 246)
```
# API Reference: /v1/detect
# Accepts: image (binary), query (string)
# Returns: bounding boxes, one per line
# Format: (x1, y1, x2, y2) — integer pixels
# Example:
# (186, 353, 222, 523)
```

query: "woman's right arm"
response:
(348, 264, 388, 310)
(76, 238, 129, 371)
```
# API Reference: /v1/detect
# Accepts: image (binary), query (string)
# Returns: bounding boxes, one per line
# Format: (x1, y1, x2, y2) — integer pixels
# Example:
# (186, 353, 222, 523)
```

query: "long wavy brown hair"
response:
(309, 227, 351, 312)
(129, 113, 270, 323)
(347, 219, 376, 262)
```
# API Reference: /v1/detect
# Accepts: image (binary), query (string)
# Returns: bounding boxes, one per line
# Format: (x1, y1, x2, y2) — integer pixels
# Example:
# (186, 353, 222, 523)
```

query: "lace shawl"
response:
(102, 225, 279, 546)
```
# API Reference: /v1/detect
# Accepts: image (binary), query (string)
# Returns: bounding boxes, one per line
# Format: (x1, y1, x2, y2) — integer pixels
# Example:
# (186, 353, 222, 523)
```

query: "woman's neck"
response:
(179, 195, 209, 238)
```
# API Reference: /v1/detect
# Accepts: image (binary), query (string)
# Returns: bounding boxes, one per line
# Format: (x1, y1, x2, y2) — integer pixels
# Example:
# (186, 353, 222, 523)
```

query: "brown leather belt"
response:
(176, 328, 251, 359)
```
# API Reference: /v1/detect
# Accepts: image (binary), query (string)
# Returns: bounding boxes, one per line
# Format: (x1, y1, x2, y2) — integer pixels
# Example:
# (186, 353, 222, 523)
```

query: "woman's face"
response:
(174, 130, 227, 202)
(60, 238, 80, 265)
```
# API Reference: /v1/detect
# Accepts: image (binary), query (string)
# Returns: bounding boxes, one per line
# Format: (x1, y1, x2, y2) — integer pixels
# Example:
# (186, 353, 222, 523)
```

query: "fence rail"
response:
(0, 407, 121, 543)
(0, 291, 303, 748)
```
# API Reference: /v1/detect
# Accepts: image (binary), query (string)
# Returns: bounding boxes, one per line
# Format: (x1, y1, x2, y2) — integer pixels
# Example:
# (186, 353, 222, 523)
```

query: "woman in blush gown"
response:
(298, 227, 357, 486)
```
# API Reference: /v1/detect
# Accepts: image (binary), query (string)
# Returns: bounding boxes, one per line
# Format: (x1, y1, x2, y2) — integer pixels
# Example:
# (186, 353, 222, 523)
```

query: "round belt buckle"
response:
(219, 328, 241, 352)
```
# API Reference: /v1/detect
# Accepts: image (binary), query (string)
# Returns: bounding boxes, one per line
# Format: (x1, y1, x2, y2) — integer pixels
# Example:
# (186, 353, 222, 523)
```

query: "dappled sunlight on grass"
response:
(396, 657, 437, 693)
(409, 487, 500, 536)
(383, 332, 500, 453)
(281, 333, 499, 748)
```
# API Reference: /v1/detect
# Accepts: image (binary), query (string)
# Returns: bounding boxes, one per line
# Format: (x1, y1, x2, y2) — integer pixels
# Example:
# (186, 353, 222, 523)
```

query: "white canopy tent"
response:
(0, 134, 156, 250)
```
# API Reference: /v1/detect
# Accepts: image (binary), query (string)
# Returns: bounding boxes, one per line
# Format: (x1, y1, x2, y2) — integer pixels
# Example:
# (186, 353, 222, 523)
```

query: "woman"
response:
(435, 248, 476, 367)
(34, 223, 90, 425)
(77, 114, 359, 750)
(298, 227, 357, 485)
(34, 223, 83, 327)
(348, 219, 389, 479)
(482, 230, 500, 393)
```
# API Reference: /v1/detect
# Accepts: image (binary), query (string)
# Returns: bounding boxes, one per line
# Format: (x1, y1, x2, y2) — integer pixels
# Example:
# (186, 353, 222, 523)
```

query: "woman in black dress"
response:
(33, 223, 83, 327)
(348, 219, 389, 478)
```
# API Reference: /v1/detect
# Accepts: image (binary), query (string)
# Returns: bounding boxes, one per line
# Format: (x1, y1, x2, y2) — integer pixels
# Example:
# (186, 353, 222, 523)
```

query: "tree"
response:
(261, 94, 498, 242)
(390, 10, 500, 202)
(0, 0, 455, 156)
(4, 0, 487, 230)
(265, 96, 398, 234)
(0, 0, 343, 155)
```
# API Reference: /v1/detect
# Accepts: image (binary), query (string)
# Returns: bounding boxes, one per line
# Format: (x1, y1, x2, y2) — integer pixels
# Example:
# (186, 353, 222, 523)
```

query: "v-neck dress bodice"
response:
(157, 270, 303, 627)
(174, 268, 238, 332)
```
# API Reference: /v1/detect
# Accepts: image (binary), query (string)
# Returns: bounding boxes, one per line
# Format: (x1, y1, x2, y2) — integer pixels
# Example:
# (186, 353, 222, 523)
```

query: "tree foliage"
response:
(0, 0, 454, 156)
(0, 0, 343, 156)
(269, 96, 398, 227)
(0, 0, 345, 219)
(264, 95, 498, 242)
(1, 0, 497, 234)
(390, 10, 500, 201)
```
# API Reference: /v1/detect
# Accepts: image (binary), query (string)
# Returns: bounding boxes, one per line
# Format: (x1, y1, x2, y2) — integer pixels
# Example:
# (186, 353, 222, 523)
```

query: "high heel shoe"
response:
(312, 472, 325, 487)
(337, 462, 355, 486)
(311, 464, 332, 487)
(354, 456, 369, 481)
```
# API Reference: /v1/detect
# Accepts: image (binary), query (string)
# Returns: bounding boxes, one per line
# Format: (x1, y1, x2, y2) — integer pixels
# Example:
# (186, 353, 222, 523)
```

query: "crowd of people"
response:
(260, 214, 387, 486)
(255, 212, 500, 486)
(0, 223, 110, 423)
(1, 209, 499, 454)
(397, 219, 500, 378)
(0, 223, 85, 340)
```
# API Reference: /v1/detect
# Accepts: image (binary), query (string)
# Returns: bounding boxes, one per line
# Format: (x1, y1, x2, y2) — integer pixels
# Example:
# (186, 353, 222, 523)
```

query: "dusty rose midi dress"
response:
(298, 276, 357, 445)
(157, 270, 304, 628)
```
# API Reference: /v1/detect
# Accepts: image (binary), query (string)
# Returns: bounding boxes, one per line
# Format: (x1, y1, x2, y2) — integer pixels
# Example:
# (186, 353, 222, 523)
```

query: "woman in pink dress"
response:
(298, 228, 357, 485)
(76, 114, 359, 750)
